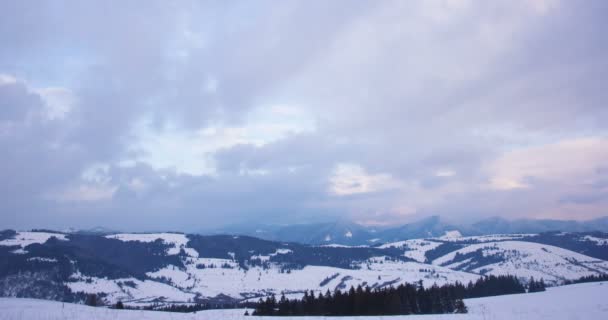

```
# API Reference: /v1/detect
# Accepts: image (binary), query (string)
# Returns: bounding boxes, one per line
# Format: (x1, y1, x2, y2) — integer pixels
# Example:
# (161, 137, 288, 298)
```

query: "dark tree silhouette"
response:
(252, 275, 528, 316)
(85, 294, 98, 307)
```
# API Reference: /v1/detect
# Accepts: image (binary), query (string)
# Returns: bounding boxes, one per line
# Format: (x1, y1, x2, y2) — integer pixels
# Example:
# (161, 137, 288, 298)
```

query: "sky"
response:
(1, 0, 607, 231)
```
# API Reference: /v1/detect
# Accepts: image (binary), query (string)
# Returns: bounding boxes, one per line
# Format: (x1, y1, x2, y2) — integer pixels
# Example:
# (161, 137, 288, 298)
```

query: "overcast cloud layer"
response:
(1, 0, 607, 231)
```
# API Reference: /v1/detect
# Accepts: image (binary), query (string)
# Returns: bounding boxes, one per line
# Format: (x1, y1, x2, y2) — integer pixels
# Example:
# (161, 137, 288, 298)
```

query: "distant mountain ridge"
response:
(211, 216, 608, 246)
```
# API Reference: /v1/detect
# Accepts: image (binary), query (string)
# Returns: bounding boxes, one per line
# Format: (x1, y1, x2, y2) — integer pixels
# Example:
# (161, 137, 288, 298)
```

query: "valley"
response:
(1, 229, 606, 306)
(1, 281, 606, 319)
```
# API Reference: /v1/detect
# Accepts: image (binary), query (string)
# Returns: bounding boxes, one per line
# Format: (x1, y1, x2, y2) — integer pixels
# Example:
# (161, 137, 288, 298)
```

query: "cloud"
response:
(0, 0, 607, 230)
(35, 87, 75, 120)
(486, 138, 608, 190)
(329, 163, 404, 196)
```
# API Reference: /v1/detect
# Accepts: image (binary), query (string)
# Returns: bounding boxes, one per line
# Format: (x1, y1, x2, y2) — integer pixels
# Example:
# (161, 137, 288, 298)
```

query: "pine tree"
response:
(252, 274, 523, 316)
(538, 278, 546, 292)
(385, 290, 401, 315)
(454, 299, 467, 313)
(278, 294, 289, 315)
(528, 277, 546, 293)
(528, 277, 537, 292)
(85, 294, 98, 307)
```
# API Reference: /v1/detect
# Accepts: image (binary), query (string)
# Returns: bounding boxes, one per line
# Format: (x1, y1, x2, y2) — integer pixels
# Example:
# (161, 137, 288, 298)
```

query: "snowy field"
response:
(1, 282, 607, 319)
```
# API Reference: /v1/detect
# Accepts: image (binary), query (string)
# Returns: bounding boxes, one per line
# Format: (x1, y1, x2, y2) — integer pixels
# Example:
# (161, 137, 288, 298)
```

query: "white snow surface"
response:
(379, 239, 442, 262)
(5, 231, 608, 305)
(27, 257, 58, 263)
(251, 249, 293, 261)
(1, 282, 607, 319)
(432, 240, 608, 283)
(0, 231, 67, 249)
(320, 244, 368, 248)
(435, 234, 535, 242)
(105, 233, 194, 256)
(583, 235, 608, 245)
(159, 256, 478, 301)
(440, 230, 462, 239)
(67, 273, 195, 305)
(63, 256, 478, 304)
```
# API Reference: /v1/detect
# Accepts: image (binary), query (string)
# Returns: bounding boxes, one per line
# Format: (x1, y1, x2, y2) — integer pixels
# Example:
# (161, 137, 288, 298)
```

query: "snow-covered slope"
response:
(65, 256, 478, 305)
(379, 239, 442, 262)
(105, 233, 195, 256)
(1, 282, 607, 319)
(1, 230, 607, 306)
(0, 231, 66, 253)
(583, 235, 608, 245)
(432, 240, 608, 284)
(49, 235, 608, 304)
(434, 234, 535, 243)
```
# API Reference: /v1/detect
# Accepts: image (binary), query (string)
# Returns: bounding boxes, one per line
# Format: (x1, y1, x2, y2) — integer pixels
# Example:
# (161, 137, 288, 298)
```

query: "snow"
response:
(66, 273, 196, 304)
(440, 230, 462, 239)
(1, 282, 607, 319)
(251, 249, 294, 261)
(583, 235, 608, 245)
(145, 254, 479, 302)
(6, 231, 608, 307)
(319, 244, 368, 248)
(105, 233, 195, 256)
(27, 257, 58, 263)
(0, 231, 67, 250)
(379, 239, 442, 262)
(463, 281, 608, 319)
(320, 244, 351, 248)
(436, 234, 535, 242)
(54, 233, 606, 304)
(147, 265, 194, 287)
(432, 241, 608, 283)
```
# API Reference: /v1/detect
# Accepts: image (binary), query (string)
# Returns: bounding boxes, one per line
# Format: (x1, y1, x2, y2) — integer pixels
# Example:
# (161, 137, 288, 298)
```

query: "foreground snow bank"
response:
(0, 282, 606, 319)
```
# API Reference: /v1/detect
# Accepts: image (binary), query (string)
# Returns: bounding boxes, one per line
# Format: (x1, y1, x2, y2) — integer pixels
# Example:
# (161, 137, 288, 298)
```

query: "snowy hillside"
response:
(65, 253, 478, 305)
(379, 239, 442, 262)
(1, 229, 607, 305)
(0, 231, 67, 253)
(432, 240, 608, 284)
(1, 282, 607, 319)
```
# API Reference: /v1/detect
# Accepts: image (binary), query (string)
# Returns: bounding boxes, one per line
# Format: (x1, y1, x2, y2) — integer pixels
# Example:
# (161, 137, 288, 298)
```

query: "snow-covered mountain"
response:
(0, 229, 607, 306)
(432, 241, 608, 283)
(210, 216, 608, 246)
(209, 220, 380, 246)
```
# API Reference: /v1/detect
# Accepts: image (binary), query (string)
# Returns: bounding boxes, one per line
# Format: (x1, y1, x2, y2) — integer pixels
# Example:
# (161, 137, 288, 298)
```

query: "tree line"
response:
(564, 274, 608, 285)
(252, 275, 526, 316)
(527, 277, 546, 293)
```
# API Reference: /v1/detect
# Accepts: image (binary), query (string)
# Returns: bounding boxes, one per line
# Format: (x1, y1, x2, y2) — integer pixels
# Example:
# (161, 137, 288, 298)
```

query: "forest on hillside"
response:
(252, 275, 535, 316)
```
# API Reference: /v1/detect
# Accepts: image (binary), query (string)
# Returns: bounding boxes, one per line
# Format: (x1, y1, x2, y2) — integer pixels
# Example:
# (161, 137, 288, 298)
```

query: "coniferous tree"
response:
(528, 277, 546, 293)
(252, 274, 527, 316)
(278, 294, 289, 315)
(85, 294, 98, 307)
(454, 299, 468, 313)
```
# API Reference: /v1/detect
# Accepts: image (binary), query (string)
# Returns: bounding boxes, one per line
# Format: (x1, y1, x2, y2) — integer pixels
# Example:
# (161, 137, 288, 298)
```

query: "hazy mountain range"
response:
(209, 216, 608, 246)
